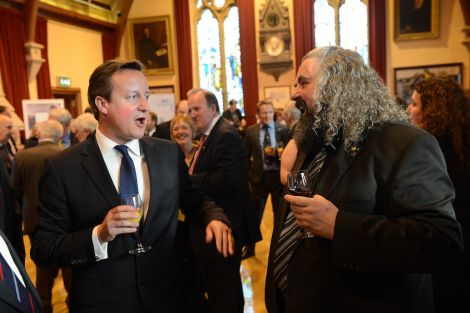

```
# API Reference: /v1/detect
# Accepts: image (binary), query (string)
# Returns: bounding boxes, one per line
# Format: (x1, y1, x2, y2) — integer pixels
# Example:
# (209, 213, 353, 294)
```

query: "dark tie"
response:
(0, 252, 36, 313)
(273, 148, 328, 294)
(262, 124, 273, 165)
(114, 145, 139, 197)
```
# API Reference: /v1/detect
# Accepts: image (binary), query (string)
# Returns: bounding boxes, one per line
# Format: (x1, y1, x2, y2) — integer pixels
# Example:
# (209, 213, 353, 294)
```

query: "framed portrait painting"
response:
(395, 0, 439, 41)
(128, 16, 174, 74)
(394, 63, 462, 104)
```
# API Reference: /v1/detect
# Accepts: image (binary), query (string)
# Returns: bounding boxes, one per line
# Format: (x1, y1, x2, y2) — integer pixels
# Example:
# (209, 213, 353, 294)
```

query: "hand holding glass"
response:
(287, 170, 315, 238)
(121, 194, 151, 254)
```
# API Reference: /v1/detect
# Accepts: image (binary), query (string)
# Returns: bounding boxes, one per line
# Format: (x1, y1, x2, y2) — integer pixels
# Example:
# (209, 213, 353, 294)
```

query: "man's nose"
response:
(291, 87, 299, 101)
(139, 97, 149, 111)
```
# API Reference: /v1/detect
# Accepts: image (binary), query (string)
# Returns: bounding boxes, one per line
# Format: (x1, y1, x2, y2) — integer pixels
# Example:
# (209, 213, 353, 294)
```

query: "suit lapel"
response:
(254, 124, 262, 159)
(141, 139, 158, 224)
(194, 117, 223, 172)
(139, 139, 164, 241)
(315, 144, 362, 197)
(81, 136, 120, 208)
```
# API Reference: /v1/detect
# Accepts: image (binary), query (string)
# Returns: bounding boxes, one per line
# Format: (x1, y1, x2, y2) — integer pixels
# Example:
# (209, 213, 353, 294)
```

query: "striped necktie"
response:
(0, 252, 37, 313)
(273, 148, 328, 294)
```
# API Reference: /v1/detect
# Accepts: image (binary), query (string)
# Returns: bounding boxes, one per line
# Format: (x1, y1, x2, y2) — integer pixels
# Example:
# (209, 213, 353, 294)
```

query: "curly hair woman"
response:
(407, 77, 470, 313)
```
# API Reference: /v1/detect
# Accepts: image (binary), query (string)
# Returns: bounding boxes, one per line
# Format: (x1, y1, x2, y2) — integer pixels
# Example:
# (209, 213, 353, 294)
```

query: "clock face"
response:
(267, 13, 280, 27)
(265, 35, 284, 57)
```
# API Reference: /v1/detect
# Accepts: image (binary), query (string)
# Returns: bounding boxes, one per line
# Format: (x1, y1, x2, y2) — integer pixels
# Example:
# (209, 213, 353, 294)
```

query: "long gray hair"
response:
(295, 46, 407, 150)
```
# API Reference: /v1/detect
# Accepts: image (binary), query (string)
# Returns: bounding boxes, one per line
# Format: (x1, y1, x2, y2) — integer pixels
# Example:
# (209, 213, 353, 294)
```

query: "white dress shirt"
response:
(91, 126, 150, 260)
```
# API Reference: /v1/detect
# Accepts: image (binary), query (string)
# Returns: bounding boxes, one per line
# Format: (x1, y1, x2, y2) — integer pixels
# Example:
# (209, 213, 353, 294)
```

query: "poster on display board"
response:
(148, 92, 175, 124)
(21, 98, 64, 138)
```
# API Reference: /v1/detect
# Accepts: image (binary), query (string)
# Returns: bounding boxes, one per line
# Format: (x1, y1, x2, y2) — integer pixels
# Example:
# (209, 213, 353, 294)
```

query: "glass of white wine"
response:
(276, 141, 284, 159)
(121, 194, 151, 254)
(287, 170, 315, 238)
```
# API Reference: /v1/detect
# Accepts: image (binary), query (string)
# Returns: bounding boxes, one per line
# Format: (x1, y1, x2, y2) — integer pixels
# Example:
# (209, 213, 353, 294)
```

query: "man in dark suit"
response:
(244, 99, 289, 257)
(31, 60, 234, 313)
(265, 47, 463, 313)
(0, 115, 23, 263)
(153, 100, 189, 140)
(12, 119, 69, 313)
(0, 229, 41, 312)
(187, 88, 260, 313)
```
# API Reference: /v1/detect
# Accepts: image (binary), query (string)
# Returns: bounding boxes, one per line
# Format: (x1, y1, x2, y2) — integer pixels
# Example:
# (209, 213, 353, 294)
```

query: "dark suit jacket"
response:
(432, 136, 470, 312)
(265, 122, 463, 313)
(0, 158, 23, 262)
(31, 135, 225, 313)
(12, 141, 63, 235)
(0, 230, 41, 313)
(190, 118, 260, 250)
(244, 122, 289, 185)
(153, 120, 171, 141)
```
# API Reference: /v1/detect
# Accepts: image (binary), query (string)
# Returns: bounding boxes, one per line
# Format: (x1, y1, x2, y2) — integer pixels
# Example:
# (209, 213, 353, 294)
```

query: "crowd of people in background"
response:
(0, 46, 469, 313)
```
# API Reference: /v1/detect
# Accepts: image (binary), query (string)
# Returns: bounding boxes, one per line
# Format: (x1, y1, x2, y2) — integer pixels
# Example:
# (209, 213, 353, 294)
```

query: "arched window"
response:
(314, 0, 368, 63)
(195, 0, 244, 112)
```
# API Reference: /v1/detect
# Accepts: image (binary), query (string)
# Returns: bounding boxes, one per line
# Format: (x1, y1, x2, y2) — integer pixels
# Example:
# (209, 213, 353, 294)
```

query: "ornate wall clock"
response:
(259, 0, 293, 81)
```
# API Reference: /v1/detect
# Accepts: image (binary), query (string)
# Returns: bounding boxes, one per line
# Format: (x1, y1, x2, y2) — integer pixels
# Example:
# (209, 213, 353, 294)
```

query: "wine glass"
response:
(287, 170, 315, 238)
(121, 194, 151, 254)
(276, 141, 284, 159)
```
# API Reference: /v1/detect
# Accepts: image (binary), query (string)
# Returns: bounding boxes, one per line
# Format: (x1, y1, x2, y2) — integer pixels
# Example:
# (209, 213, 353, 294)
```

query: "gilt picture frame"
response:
(394, 0, 439, 41)
(128, 16, 174, 74)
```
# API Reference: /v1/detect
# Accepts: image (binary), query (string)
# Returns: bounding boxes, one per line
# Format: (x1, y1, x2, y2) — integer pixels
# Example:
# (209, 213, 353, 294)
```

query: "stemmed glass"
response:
(287, 170, 315, 238)
(276, 141, 284, 159)
(121, 194, 151, 254)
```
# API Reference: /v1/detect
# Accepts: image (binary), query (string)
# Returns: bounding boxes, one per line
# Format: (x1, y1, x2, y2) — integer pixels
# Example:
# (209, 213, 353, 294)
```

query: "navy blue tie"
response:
(0, 252, 36, 312)
(115, 145, 139, 197)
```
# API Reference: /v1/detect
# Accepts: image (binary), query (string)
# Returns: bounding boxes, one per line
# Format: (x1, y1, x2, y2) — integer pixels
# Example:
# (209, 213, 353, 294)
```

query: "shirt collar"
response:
(202, 114, 221, 137)
(95, 125, 141, 157)
(262, 121, 275, 129)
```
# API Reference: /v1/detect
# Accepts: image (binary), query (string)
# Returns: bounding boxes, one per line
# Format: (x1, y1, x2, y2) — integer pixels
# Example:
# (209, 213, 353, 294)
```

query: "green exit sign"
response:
(57, 76, 71, 87)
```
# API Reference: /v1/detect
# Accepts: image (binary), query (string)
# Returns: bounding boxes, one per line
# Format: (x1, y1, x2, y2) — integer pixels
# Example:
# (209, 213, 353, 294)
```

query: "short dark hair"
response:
(229, 99, 237, 106)
(87, 60, 145, 119)
(187, 88, 220, 113)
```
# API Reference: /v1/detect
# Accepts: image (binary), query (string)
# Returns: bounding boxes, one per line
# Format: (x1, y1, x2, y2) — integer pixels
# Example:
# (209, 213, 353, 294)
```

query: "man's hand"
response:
(205, 220, 235, 257)
(97, 205, 140, 243)
(284, 194, 338, 240)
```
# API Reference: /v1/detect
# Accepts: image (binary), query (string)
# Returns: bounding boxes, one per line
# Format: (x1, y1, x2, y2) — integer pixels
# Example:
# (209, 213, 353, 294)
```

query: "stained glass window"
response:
(197, 10, 223, 107)
(224, 6, 243, 111)
(314, 0, 335, 47)
(214, 0, 226, 8)
(314, 0, 369, 63)
(195, 0, 244, 113)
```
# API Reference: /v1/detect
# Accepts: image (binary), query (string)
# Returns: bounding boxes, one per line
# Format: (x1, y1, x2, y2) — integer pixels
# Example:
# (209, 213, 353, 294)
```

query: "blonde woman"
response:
(170, 113, 198, 167)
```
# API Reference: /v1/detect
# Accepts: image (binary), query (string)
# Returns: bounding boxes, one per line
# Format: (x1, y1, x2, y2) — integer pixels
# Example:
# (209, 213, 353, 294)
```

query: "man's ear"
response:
(95, 96, 108, 115)
(210, 103, 217, 115)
